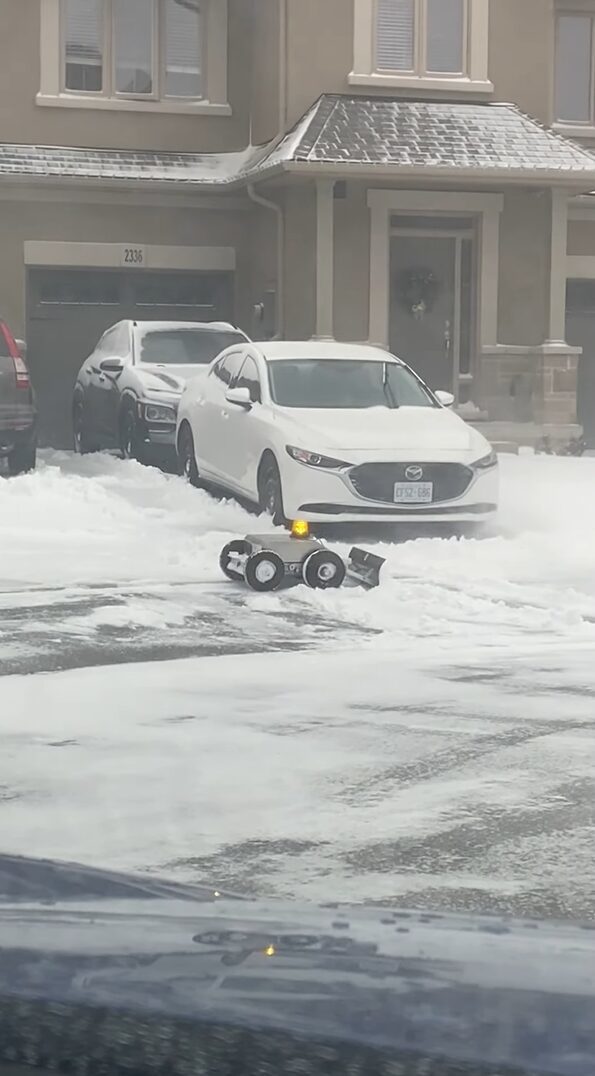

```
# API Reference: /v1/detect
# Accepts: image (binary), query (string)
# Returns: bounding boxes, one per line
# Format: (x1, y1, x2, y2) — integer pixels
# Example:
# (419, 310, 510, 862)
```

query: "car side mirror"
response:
(226, 386, 252, 409)
(435, 390, 455, 408)
(99, 357, 124, 374)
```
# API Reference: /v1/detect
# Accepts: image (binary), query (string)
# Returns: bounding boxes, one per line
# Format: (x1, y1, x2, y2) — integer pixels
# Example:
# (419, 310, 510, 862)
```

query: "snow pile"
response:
(0, 450, 262, 589)
(2, 451, 595, 656)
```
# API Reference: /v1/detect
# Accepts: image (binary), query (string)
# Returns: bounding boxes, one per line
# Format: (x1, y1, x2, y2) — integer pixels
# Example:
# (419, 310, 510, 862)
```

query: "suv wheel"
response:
(120, 409, 146, 464)
(73, 401, 98, 455)
(178, 423, 200, 487)
(7, 442, 36, 476)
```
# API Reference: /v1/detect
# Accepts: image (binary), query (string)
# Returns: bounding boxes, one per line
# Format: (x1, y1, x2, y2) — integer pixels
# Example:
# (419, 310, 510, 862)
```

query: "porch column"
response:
(534, 188, 581, 429)
(547, 188, 569, 344)
(315, 179, 335, 339)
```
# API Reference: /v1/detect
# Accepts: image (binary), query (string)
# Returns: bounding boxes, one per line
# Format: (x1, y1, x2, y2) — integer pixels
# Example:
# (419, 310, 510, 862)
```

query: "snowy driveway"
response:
(1, 451, 595, 919)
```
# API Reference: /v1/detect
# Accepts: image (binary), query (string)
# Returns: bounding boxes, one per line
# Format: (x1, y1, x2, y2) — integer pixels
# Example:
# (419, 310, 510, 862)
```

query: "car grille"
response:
(349, 462, 474, 504)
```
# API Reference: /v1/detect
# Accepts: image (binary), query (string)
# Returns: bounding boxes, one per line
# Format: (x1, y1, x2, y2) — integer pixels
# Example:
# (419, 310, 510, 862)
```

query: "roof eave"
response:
(276, 160, 595, 188)
(0, 172, 248, 194)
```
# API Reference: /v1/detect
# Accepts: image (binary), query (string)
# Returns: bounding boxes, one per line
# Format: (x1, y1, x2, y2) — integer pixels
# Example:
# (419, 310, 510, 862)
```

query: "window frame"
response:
(38, 0, 230, 115)
(375, 0, 469, 79)
(61, 0, 203, 103)
(554, 10, 595, 129)
(350, 0, 492, 94)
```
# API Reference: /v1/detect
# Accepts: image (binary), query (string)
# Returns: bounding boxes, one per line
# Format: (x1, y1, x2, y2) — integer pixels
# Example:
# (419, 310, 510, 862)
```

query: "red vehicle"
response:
(0, 319, 36, 475)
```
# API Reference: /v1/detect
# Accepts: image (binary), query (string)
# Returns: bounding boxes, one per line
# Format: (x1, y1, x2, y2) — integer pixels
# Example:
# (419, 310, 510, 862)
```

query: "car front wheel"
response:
(258, 456, 286, 526)
(178, 422, 200, 487)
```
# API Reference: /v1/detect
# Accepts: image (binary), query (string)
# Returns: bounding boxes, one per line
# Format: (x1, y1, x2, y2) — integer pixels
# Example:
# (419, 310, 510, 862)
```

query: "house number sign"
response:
(120, 246, 146, 267)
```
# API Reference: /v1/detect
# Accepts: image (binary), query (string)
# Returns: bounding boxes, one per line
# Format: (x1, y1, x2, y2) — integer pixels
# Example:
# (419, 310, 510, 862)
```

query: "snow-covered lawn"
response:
(1, 450, 595, 916)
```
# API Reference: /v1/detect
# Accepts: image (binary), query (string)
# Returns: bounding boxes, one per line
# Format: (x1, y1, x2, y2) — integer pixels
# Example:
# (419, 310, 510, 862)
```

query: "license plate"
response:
(394, 482, 433, 504)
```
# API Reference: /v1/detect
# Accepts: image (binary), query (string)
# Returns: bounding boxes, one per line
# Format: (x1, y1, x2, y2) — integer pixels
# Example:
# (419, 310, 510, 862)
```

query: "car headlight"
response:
(286, 445, 351, 469)
(472, 449, 498, 471)
(144, 402, 178, 423)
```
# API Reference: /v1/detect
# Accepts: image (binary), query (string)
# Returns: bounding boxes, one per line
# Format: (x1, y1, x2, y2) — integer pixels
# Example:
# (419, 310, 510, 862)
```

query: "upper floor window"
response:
(38, 0, 229, 114)
(555, 13, 595, 125)
(351, 0, 492, 93)
(63, 0, 202, 99)
(376, 0, 467, 76)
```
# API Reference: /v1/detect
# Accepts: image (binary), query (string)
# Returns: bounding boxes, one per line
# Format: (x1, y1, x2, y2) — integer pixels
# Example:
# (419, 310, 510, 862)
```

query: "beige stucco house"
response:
(3, 0, 595, 446)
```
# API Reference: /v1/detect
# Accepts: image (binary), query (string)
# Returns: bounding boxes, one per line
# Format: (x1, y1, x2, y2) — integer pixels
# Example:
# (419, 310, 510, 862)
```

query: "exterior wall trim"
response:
(366, 189, 503, 349)
(38, 0, 230, 114)
(24, 241, 236, 271)
(0, 185, 248, 210)
(566, 255, 595, 278)
(568, 201, 595, 221)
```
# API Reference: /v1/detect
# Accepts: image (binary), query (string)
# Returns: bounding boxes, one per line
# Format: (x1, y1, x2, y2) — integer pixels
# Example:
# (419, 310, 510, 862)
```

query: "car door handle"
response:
(221, 410, 229, 419)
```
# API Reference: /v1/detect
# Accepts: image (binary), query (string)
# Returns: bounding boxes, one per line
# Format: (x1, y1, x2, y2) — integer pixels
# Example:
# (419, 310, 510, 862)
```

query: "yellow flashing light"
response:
(291, 519, 310, 539)
(264, 944, 277, 957)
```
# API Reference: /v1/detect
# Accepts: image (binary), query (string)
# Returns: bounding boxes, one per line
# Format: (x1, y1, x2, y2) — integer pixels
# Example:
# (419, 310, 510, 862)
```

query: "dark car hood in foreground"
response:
(0, 856, 593, 1076)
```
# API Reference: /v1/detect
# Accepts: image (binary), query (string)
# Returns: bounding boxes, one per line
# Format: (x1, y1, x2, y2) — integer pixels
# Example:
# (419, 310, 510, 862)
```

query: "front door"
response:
(389, 226, 475, 400)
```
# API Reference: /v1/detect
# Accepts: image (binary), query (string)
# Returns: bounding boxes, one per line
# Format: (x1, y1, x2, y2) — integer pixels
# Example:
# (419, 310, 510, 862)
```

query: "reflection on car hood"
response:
(0, 855, 593, 1076)
(280, 405, 479, 453)
(136, 364, 208, 394)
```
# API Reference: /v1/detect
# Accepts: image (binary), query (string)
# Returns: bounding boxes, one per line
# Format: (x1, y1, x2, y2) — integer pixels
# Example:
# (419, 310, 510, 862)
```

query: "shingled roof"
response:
(0, 142, 265, 187)
(261, 96, 595, 181)
(0, 96, 594, 188)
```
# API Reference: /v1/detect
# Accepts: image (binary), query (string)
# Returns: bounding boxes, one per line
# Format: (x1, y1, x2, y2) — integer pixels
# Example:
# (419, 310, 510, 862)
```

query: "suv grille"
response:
(349, 462, 473, 504)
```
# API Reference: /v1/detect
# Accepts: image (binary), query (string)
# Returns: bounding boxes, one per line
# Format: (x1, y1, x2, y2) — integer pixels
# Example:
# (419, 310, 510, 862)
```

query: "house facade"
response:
(2, 0, 595, 446)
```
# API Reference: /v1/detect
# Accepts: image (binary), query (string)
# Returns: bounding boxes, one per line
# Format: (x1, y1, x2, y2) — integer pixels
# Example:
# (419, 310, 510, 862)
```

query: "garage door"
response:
(566, 280, 595, 445)
(27, 268, 234, 448)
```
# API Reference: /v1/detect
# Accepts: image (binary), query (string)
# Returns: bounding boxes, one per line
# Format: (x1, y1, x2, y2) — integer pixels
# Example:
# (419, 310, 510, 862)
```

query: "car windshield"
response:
(268, 359, 435, 409)
(138, 329, 244, 366)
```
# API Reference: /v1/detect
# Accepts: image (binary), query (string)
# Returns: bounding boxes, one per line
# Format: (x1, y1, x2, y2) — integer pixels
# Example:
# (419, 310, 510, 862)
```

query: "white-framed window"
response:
(38, 0, 229, 114)
(63, 0, 202, 100)
(376, 0, 467, 76)
(351, 0, 492, 93)
(555, 12, 595, 125)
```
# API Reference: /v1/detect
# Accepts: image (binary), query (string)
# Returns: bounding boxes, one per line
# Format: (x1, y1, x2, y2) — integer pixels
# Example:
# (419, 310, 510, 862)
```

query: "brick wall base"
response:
(479, 344, 581, 429)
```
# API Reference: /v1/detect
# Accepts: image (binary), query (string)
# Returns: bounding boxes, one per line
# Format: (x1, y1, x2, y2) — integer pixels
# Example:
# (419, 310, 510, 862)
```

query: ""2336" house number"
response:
(121, 246, 146, 267)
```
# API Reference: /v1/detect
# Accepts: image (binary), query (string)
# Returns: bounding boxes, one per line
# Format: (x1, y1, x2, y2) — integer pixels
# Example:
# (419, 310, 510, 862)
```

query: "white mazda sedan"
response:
(176, 341, 498, 529)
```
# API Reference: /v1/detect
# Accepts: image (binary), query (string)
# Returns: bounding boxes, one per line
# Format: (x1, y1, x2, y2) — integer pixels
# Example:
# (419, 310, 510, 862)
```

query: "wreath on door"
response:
(395, 267, 440, 321)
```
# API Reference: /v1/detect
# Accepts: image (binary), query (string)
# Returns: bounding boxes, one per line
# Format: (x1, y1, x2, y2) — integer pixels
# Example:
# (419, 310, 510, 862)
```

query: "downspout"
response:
(246, 0, 287, 340)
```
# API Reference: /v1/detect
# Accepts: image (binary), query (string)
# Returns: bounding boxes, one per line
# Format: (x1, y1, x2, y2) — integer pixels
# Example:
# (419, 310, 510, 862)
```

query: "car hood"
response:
(136, 364, 208, 394)
(280, 405, 481, 453)
(0, 855, 594, 1076)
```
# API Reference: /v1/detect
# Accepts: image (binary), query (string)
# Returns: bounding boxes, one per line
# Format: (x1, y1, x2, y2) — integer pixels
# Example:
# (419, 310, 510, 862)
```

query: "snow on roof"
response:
(264, 96, 595, 179)
(1, 97, 595, 188)
(0, 141, 267, 186)
(253, 340, 401, 363)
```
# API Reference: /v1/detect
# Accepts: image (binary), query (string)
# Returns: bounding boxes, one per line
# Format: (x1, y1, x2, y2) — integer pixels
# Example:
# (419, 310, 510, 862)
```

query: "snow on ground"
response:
(1, 646, 595, 918)
(2, 449, 595, 663)
(1, 450, 595, 916)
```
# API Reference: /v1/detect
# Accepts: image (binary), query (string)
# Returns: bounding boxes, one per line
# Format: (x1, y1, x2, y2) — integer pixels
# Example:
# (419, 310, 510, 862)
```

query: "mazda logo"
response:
(405, 465, 424, 481)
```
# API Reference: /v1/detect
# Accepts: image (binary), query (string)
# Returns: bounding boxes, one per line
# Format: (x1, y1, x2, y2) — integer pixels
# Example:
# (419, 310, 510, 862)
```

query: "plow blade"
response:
(346, 547, 386, 589)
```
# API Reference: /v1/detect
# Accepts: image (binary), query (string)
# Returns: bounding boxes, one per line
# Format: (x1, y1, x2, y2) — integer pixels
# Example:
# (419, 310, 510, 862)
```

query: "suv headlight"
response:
(472, 449, 498, 471)
(144, 402, 178, 423)
(286, 446, 351, 469)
